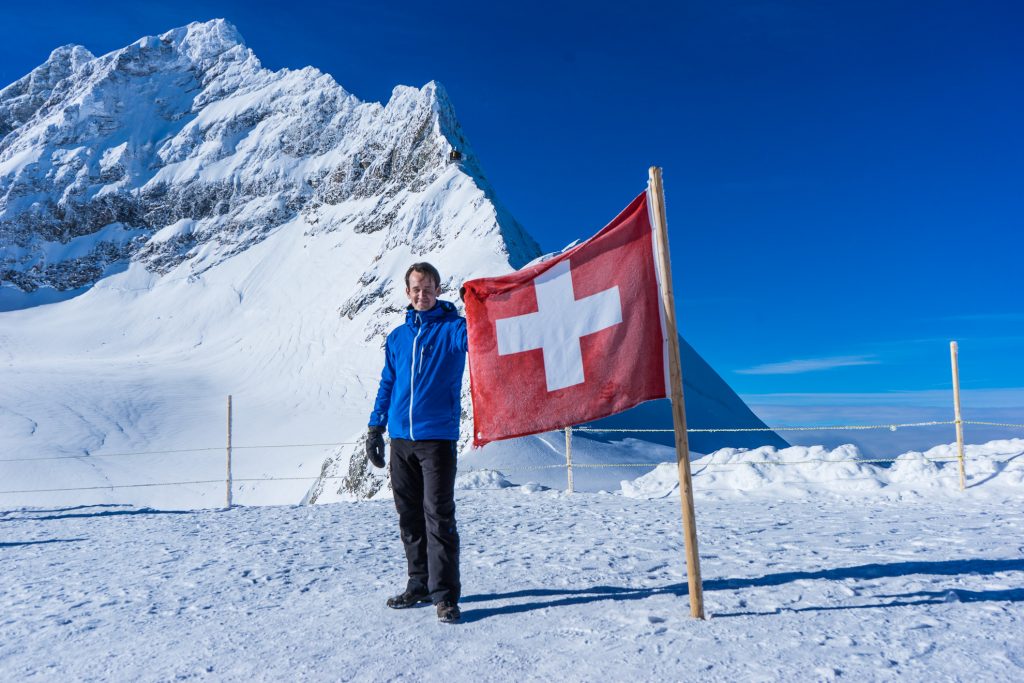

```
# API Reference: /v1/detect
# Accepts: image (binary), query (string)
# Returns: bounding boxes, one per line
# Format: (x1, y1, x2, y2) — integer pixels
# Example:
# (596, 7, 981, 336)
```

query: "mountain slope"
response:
(0, 20, 783, 508)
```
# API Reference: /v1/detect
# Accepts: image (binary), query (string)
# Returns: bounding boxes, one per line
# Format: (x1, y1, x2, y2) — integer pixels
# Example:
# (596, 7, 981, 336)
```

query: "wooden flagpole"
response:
(648, 166, 705, 619)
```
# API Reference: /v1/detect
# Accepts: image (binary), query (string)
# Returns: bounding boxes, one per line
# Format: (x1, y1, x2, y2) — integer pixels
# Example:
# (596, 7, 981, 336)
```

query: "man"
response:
(366, 262, 468, 624)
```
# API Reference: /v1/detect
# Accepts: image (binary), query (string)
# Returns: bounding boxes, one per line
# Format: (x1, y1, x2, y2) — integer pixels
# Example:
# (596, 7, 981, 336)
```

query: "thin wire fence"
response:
(0, 442, 360, 463)
(465, 451, 994, 474)
(0, 460, 1009, 495)
(1, 418, 1020, 498)
(578, 420, 959, 433)
(7, 420, 1018, 465)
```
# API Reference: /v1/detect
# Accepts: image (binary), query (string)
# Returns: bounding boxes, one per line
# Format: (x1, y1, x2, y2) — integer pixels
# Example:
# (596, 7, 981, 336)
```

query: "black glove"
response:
(366, 426, 386, 468)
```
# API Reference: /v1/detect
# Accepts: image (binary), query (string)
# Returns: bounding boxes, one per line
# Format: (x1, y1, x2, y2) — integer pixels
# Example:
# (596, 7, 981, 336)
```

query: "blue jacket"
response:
(369, 300, 468, 441)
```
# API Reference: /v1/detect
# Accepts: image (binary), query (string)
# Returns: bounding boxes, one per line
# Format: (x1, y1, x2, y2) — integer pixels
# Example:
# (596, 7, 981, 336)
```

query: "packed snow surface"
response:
(2, 20, 1022, 679)
(2, 482, 1022, 681)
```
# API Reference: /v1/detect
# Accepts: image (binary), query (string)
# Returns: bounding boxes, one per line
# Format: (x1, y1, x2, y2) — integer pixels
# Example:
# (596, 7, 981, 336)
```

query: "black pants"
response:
(389, 438, 460, 604)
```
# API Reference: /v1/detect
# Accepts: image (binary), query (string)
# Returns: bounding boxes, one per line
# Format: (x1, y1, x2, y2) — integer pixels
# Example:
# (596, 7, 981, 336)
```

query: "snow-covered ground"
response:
(2, 480, 1022, 681)
(2, 19, 1021, 681)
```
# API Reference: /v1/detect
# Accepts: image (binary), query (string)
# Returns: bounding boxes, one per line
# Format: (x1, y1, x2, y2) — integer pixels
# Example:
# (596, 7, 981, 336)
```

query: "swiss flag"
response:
(463, 190, 668, 447)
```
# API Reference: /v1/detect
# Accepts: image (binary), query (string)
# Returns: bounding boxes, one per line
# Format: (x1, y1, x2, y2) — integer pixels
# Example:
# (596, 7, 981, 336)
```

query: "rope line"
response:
(461, 464, 569, 473)
(4, 419, 1019, 464)
(963, 420, 1024, 428)
(1, 418, 1018, 494)
(575, 420, 955, 434)
(0, 442, 358, 463)
(477, 454, 967, 472)
(0, 447, 223, 462)
(1, 452, 1019, 496)
(0, 472, 977, 498)
(233, 442, 359, 450)
(0, 480, 226, 494)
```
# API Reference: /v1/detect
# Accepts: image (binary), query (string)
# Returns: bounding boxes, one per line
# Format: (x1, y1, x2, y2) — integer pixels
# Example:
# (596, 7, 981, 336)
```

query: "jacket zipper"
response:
(409, 313, 421, 440)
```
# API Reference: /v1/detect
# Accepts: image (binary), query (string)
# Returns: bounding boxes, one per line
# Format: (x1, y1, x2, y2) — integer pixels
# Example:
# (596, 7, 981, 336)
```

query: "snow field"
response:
(1, 489, 1022, 681)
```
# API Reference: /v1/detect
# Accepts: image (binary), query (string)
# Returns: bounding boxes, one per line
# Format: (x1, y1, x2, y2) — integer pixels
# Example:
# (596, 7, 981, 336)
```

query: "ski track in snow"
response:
(1, 491, 1022, 681)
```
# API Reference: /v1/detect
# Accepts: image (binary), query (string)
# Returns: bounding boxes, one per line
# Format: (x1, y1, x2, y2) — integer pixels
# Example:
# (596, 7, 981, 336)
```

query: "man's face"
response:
(406, 270, 440, 311)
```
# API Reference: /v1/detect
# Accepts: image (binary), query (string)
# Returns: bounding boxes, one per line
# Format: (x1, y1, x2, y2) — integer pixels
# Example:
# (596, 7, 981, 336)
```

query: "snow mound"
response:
(455, 469, 512, 490)
(621, 439, 1024, 500)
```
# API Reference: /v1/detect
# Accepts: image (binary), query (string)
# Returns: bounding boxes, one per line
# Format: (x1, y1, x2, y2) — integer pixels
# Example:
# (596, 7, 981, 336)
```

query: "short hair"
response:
(404, 262, 441, 289)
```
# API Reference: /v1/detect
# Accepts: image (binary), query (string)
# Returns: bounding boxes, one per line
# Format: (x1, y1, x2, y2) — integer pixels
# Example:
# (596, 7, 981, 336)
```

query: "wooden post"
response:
(950, 342, 966, 491)
(565, 426, 575, 494)
(226, 394, 234, 508)
(648, 166, 705, 619)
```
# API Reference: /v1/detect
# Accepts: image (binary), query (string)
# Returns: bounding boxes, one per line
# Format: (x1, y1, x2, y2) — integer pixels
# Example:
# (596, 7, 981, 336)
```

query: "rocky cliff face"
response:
(0, 19, 539, 296)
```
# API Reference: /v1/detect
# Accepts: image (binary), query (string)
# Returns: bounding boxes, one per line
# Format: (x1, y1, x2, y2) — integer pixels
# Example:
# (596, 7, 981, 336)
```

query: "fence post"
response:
(949, 342, 966, 491)
(226, 394, 234, 507)
(565, 426, 574, 493)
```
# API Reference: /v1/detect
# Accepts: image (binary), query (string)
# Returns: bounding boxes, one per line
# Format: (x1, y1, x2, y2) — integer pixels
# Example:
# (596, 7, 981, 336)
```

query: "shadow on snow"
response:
(0, 504, 133, 516)
(0, 538, 88, 548)
(0, 507, 203, 522)
(459, 557, 1024, 622)
(967, 452, 1024, 489)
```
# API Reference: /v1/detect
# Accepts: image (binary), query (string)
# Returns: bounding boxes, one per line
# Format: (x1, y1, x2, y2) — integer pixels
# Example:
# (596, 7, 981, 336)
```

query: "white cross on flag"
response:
(462, 190, 668, 446)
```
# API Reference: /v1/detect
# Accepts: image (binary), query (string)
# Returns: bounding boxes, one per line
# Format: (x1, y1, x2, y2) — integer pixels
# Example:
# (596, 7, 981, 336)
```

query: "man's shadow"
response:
(458, 557, 1024, 622)
(0, 538, 87, 548)
(1, 506, 204, 522)
(1, 504, 130, 516)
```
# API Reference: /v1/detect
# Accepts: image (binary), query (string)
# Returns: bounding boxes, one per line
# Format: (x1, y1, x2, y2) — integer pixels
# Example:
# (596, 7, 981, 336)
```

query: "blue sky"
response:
(3, 0, 1021, 400)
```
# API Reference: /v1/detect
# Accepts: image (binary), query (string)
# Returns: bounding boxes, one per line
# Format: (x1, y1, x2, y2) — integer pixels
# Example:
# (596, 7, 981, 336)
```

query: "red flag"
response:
(463, 190, 668, 446)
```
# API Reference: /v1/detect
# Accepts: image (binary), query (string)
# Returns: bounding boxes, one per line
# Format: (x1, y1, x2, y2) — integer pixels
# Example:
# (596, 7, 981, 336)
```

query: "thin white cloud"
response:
(935, 312, 1024, 322)
(740, 387, 1024, 408)
(736, 355, 879, 375)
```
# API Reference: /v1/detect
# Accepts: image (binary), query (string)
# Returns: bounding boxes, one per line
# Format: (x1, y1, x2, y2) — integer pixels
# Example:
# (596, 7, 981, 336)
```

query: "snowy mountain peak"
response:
(155, 19, 251, 72)
(0, 45, 94, 137)
(45, 44, 96, 71)
(410, 81, 470, 157)
(0, 21, 538, 299)
(161, 18, 246, 51)
(398, 80, 450, 115)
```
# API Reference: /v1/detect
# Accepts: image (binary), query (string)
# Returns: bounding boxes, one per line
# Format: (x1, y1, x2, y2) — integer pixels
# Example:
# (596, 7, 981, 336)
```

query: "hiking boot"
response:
(436, 600, 461, 623)
(386, 589, 430, 609)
